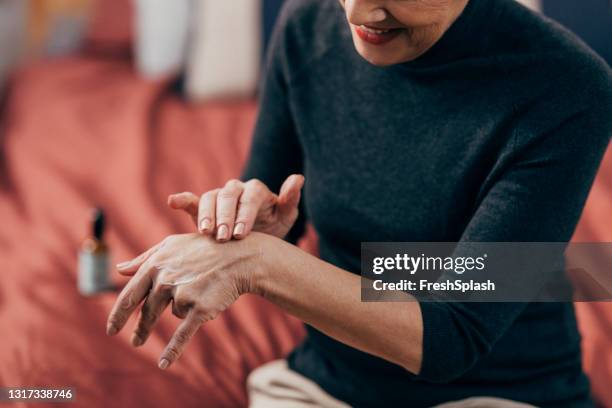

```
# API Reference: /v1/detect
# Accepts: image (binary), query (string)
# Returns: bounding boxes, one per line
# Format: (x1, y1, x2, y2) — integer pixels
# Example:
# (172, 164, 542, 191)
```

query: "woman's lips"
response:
(354, 25, 403, 45)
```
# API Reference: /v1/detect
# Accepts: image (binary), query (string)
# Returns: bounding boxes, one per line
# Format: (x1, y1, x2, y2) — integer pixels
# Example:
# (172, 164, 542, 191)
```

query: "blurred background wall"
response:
(542, 0, 612, 64)
(0, 0, 610, 95)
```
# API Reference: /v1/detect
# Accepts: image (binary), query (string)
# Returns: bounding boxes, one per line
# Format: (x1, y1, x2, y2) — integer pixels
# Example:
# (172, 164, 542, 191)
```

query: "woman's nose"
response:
(343, 0, 387, 26)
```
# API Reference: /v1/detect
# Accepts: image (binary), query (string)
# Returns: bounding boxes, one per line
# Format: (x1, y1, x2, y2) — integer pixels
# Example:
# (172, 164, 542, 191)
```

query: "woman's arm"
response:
(251, 233, 424, 374)
(247, 96, 612, 382)
(108, 99, 611, 377)
(251, 123, 612, 386)
(106, 231, 424, 372)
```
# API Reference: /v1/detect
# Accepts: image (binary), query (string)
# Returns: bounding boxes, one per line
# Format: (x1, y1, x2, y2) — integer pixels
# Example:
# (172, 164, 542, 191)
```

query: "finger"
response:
(131, 286, 172, 347)
(215, 179, 244, 242)
(277, 174, 305, 223)
(116, 242, 162, 276)
(198, 189, 219, 235)
(167, 192, 199, 214)
(106, 261, 155, 336)
(158, 310, 204, 369)
(168, 192, 199, 225)
(172, 297, 192, 319)
(233, 179, 270, 239)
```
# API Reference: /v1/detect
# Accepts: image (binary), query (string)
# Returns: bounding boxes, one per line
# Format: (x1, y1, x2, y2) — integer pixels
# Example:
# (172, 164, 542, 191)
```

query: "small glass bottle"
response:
(78, 208, 111, 296)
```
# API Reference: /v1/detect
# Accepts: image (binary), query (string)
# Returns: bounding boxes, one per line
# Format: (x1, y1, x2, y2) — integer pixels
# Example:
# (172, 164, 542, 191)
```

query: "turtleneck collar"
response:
(395, 0, 495, 70)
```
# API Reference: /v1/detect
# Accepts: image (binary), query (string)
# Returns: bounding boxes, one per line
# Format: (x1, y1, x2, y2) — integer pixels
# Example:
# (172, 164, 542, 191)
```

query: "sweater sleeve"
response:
(241, 2, 306, 243)
(417, 93, 612, 383)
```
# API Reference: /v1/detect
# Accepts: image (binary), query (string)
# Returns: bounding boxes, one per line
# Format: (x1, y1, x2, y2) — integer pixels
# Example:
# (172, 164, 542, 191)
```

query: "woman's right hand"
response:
(167, 175, 304, 242)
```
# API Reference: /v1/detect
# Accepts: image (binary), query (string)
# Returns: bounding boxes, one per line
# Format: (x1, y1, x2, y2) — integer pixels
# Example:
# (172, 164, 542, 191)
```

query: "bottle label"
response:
(78, 251, 110, 295)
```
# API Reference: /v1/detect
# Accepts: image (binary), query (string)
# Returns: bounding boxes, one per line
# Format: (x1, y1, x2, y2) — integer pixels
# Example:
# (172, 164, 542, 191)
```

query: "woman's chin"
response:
(353, 39, 424, 66)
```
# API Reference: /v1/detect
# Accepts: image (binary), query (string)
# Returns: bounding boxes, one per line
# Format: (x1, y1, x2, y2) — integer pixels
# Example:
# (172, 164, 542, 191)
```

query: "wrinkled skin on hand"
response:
(106, 233, 261, 369)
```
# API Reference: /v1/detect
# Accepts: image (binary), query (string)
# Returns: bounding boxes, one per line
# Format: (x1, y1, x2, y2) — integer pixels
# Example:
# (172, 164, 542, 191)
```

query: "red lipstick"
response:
(354, 25, 402, 45)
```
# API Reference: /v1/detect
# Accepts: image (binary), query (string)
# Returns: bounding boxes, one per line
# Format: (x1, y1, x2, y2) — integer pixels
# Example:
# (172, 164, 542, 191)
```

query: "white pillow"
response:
(185, 0, 262, 101)
(133, 0, 192, 79)
(0, 0, 26, 91)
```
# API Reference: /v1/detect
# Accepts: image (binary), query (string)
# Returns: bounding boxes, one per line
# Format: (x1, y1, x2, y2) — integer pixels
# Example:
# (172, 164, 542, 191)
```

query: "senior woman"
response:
(107, 0, 612, 406)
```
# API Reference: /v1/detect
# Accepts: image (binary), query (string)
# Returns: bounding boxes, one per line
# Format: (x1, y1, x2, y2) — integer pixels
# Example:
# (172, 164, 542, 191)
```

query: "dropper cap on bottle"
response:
(92, 208, 105, 241)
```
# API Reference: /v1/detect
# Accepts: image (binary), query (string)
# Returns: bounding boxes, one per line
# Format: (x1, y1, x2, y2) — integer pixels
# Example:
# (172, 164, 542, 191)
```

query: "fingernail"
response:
(158, 358, 170, 370)
(116, 261, 131, 270)
(131, 334, 144, 347)
(107, 324, 118, 336)
(216, 224, 229, 241)
(233, 222, 245, 237)
(199, 218, 211, 232)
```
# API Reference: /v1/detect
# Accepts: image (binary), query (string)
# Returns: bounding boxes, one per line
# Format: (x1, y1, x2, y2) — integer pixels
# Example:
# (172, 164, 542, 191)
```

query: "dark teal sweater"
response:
(243, 0, 612, 406)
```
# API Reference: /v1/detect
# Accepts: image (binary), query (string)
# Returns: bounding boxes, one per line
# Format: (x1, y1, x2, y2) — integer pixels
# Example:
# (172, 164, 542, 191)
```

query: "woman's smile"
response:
(354, 24, 404, 45)
(340, 0, 470, 65)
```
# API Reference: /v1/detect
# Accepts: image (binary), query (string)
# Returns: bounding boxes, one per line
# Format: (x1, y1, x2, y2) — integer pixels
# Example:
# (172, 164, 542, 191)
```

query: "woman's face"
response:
(338, 0, 469, 66)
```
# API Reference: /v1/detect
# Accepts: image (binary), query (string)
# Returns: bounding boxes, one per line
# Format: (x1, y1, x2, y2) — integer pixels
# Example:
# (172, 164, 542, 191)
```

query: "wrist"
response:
(243, 232, 281, 297)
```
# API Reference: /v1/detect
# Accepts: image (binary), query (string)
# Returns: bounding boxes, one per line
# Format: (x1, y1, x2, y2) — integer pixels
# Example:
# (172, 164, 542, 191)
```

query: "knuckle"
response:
(153, 280, 173, 295)
(119, 292, 135, 310)
(151, 282, 163, 295)
(247, 179, 267, 194)
(216, 210, 235, 221)
(172, 307, 187, 319)
(174, 330, 191, 345)
(221, 180, 243, 196)
(224, 179, 242, 190)
(172, 299, 191, 318)
(141, 307, 158, 324)
(134, 325, 149, 338)
(246, 178, 263, 188)
(174, 297, 189, 309)
(164, 346, 180, 361)
(195, 307, 217, 322)
(237, 199, 256, 211)
(218, 189, 239, 201)
(153, 259, 167, 274)
(107, 315, 123, 328)
(204, 268, 222, 284)
(192, 306, 209, 318)
(140, 316, 154, 328)
(175, 311, 188, 320)
(237, 195, 255, 205)
(200, 189, 218, 202)
(162, 285, 175, 296)
(236, 208, 255, 223)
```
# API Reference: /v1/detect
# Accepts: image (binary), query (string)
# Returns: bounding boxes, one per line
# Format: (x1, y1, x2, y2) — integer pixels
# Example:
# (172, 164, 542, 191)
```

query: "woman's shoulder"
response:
(490, 0, 611, 110)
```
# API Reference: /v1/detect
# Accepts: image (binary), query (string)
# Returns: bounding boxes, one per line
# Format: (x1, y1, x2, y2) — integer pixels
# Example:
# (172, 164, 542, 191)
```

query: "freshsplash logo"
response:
(362, 242, 611, 303)
(372, 253, 488, 275)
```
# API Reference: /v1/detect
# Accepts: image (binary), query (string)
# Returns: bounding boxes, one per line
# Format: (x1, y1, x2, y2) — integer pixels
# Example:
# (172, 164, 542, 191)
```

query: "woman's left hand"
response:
(106, 233, 262, 369)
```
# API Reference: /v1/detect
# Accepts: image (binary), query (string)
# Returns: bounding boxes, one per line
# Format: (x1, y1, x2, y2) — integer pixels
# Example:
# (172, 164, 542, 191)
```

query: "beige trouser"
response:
(247, 360, 537, 408)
